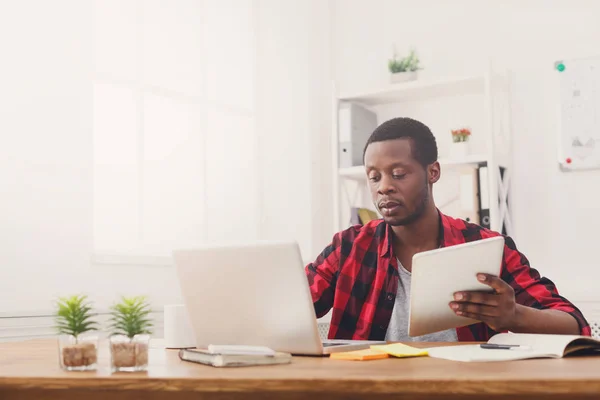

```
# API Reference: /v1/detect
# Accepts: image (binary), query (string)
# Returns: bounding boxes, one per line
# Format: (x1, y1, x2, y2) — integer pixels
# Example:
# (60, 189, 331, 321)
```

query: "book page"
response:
(428, 334, 600, 362)
(427, 344, 557, 362)
(488, 333, 591, 357)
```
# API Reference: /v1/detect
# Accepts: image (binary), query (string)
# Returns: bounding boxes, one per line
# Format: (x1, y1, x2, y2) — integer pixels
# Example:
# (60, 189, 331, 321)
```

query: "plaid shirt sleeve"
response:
(305, 231, 343, 319)
(494, 233, 591, 336)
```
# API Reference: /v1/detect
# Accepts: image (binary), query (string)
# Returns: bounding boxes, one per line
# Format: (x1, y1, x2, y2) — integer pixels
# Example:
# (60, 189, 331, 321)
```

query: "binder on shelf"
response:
(477, 166, 490, 229)
(350, 207, 361, 225)
(349, 207, 379, 226)
(338, 103, 377, 168)
(458, 166, 480, 225)
(358, 208, 379, 224)
(499, 166, 508, 235)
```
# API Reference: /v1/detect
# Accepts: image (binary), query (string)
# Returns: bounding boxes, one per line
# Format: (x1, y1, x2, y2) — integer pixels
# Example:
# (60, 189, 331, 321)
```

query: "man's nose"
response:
(377, 175, 396, 194)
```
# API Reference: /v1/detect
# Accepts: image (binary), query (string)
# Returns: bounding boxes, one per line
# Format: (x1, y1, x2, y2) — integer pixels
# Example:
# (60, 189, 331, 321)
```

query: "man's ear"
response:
(428, 161, 441, 184)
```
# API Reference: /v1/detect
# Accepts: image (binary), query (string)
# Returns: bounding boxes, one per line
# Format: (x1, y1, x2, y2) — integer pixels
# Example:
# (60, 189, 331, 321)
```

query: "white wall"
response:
(0, 0, 333, 320)
(255, 0, 333, 260)
(5, 0, 598, 324)
(331, 0, 600, 308)
(0, 0, 183, 314)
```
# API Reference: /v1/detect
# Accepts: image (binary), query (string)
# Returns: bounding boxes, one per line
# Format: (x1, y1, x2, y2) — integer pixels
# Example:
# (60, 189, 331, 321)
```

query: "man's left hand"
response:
(449, 273, 517, 332)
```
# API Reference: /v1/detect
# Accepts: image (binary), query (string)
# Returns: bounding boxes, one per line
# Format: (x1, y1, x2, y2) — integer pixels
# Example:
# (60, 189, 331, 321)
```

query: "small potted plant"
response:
(55, 295, 99, 371)
(108, 296, 153, 372)
(388, 47, 421, 83)
(450, 127, 471, 159)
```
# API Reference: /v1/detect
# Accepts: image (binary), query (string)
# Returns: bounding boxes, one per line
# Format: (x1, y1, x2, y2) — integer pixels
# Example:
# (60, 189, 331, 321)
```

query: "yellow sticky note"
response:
(330, 348, 389, 361)
(370, 343, 429, 358)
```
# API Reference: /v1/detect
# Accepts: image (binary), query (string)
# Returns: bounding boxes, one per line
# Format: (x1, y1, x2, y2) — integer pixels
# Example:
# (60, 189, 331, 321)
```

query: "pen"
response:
(480, 344, 522, 350)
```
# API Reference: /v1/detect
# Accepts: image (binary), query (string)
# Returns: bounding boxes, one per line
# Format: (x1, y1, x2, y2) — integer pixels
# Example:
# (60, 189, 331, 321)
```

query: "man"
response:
(306, 117, 590, 342)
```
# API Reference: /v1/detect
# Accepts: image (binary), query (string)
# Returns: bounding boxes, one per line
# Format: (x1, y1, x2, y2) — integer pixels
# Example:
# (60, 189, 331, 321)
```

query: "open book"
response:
(427, 333, 600, 362)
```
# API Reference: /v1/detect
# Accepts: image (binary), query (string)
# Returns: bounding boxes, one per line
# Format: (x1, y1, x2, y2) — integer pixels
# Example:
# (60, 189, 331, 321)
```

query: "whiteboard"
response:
(557, 56, 600, 171)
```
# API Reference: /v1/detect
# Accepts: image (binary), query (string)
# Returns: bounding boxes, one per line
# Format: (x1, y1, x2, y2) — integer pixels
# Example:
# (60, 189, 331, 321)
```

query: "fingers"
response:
(452, 291, 499, 306)
(449, 302, 499, 317)
(453, 310, 492, 323)
(476, 274, 512, 294)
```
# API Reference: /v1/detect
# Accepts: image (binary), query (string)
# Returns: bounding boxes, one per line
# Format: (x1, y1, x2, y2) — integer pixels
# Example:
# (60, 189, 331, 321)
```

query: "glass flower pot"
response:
(58, 334, 99, 371)
(109, 334, 150, 372)
(390, 70, 418, 83)
(449, 140, 469, 159)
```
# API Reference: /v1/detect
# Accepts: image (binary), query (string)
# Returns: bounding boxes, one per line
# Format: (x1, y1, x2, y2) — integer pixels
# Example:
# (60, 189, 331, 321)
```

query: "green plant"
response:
(388, 48, 421, 73)
(55, 295, 99, 340)
(109, 296, 153, 339)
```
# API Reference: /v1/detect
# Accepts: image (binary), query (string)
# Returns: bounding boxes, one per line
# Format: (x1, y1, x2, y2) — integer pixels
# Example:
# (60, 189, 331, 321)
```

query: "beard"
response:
(379, 178, 430, 226)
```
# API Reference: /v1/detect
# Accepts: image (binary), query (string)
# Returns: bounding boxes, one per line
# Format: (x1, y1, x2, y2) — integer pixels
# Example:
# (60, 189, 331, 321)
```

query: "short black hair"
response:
(363, 117, 438, 168)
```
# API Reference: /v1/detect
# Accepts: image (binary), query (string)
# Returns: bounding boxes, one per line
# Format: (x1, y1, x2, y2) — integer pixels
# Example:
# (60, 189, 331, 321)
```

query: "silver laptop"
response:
(172, 241, 384, 355)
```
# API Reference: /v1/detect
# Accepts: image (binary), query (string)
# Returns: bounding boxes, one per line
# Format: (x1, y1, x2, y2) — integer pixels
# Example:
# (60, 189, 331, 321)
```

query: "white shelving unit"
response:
(339, 75, 489, 105)
(331, 66, 513, 235)
(339, 154, 491, 181)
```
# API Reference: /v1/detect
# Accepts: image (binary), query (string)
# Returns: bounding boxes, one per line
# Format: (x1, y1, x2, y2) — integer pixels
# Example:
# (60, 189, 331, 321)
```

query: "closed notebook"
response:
(329, 348, 389, 361)
(428, 333, 600, 362)
(179, 348, 292, 367)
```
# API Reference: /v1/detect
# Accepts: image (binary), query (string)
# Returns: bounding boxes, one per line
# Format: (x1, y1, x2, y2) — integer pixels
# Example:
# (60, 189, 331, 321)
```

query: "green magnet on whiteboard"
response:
(557, 63, 565, 72)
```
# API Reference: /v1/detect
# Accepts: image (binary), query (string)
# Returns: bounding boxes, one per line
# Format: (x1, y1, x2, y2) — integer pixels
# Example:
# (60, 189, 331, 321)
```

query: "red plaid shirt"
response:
(306, 211, 590, 341)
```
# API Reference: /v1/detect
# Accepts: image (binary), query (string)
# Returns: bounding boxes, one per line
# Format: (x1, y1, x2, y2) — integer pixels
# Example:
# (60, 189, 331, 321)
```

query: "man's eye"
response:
(369, 176, 380, 182)
(393, 174, 406, 179)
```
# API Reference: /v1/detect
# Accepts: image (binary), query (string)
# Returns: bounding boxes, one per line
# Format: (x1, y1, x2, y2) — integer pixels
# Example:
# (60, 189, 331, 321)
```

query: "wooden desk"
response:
(1, 339, 600, 399)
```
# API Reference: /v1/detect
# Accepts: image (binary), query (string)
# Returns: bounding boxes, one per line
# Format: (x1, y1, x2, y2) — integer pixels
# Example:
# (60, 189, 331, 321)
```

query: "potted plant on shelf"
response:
(108, 295, 153, 372)
(55, 295, 99, 371)
(388, 48, 421, 83)
(450, 127, 471, 159)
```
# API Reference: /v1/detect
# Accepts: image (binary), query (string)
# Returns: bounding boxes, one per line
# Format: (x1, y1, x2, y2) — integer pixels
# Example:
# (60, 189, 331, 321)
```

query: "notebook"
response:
(206, 344, 275, 356)
(329, 343, 428, 361)
(427, 333, 600, 362)
(329, 348, 389, 361)
(370, 343, 429, 358)
(179, 348, 292, 367)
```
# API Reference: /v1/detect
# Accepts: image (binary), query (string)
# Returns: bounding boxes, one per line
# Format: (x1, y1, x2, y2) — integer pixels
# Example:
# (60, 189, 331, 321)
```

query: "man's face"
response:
(364, 138, 437, 226)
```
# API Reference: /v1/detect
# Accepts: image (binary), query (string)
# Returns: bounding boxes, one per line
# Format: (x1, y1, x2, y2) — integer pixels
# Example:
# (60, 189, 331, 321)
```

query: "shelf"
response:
(338, 75, 485, 106)
(339, 155, 489, 181)
(338, 166, 368, 181)
(439, 154, 489, 166)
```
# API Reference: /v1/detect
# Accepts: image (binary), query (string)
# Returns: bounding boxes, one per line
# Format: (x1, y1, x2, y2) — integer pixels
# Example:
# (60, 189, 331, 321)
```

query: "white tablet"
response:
(408, 236, 505, 337)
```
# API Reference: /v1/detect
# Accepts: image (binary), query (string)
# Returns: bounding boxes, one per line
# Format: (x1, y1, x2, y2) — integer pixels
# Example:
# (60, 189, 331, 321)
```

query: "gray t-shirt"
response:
(385, 260, 458, 342)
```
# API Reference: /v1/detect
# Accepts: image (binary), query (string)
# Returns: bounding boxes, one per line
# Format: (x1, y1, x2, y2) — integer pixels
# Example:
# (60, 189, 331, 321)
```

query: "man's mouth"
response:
(379, 201, 402, 215)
